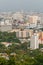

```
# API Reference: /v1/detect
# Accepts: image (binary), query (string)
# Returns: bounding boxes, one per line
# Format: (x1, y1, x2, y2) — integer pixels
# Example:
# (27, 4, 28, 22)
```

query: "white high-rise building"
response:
(30, 32, 39, 50)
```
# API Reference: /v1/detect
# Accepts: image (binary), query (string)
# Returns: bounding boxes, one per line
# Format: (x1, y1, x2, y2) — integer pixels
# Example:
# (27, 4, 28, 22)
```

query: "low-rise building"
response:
(0, 20, 12, 32)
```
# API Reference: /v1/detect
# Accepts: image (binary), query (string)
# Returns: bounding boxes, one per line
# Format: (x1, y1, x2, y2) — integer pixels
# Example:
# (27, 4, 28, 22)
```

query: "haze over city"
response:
(0, 0, 43, 12)
(0, 0, 43, 65)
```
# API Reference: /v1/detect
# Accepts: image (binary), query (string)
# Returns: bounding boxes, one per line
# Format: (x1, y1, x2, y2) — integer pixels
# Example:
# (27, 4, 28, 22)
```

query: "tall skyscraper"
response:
(30, 32, 39, 50)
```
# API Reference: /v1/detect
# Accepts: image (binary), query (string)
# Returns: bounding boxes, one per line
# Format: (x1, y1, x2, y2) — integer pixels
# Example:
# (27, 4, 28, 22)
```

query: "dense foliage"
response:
(0, 50, 43, 65)
(0, 32, 20, 43)
(0, 32, 43, 65)
(0, 43, 43, 65)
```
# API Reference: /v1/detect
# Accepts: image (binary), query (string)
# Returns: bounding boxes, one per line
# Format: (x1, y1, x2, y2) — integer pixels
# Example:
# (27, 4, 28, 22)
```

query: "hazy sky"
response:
(0, 0, 43, 12)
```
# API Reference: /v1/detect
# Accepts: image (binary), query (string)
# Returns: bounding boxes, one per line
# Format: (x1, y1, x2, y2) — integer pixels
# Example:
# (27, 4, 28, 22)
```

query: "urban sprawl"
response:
(0, 11, 43, 49)
(0, 11, 43, 65)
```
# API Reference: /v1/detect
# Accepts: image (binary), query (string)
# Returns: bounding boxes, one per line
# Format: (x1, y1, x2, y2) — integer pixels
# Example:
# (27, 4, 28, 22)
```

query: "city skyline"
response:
(0, 0, 43, 12)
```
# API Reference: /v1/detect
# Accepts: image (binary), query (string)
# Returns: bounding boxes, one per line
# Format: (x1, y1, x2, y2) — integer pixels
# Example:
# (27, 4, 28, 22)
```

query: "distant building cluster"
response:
(0, 11, 43, 49)
(0, 11, 43, 31)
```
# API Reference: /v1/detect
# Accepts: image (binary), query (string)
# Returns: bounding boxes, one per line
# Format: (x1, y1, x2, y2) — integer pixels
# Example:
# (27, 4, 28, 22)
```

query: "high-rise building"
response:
(29, 15, 40, 24)
(39, 32, 43, 44)
(30, 32, 39, 50)
(16, 30, 29, 39)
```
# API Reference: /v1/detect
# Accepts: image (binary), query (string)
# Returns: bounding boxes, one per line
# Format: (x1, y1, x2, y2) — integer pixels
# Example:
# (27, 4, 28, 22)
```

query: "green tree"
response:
(33, 53, 43, 65)
(8, 55, 15, 65)
(0, 57, 8, 65)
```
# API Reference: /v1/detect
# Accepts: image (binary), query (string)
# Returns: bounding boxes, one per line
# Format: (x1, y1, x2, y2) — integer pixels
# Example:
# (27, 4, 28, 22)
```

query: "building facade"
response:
(30, 32, 39, 50)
